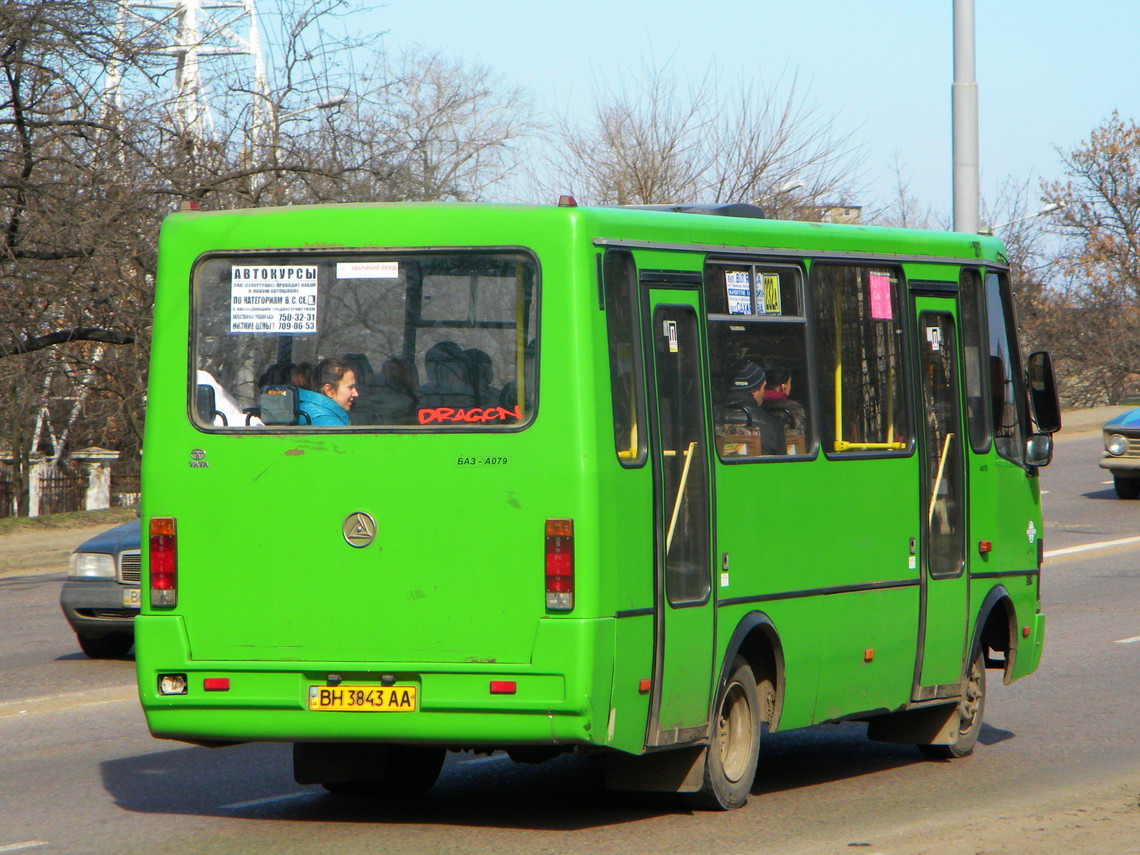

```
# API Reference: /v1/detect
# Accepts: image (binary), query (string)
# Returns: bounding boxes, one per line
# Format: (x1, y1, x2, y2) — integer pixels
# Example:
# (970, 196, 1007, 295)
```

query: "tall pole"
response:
(952, 0, 979, 233)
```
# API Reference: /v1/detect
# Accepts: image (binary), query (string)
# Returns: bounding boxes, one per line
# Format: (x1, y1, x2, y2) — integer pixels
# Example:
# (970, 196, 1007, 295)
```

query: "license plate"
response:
(307, 685, 417, 712)
(123, 588, 141, 607)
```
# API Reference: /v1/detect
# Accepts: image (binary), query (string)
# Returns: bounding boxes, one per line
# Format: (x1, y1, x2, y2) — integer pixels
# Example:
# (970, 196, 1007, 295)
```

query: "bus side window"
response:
(603, 250, 646, 466)
(810, 263, 910, 455)
(984, 272, 1027, 463)
(959, 268, 991, 453)
(707, 263, 813, 460)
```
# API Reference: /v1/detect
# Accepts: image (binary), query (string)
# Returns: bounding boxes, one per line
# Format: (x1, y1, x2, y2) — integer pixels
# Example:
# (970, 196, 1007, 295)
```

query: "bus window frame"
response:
(808, 259, 916, 461)
(704, 257, 817, 463)
(186, 246, 541, 435)
(602, 248, 648, 468)
(981, 268, 1030, 468)
(958, 267, 993, 456)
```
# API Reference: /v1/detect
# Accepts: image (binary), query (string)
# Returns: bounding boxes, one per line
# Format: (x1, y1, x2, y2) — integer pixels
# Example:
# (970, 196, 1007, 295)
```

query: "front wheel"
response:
(919, 649, 986, 759)
(1114, 475, 1140, 499)
(687, 657, 761, 810)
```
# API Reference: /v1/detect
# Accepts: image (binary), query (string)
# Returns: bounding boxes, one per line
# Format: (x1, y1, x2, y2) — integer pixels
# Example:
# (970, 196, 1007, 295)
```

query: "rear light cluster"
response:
(545, 518, 574, 610)
(149, 517, 177, 607)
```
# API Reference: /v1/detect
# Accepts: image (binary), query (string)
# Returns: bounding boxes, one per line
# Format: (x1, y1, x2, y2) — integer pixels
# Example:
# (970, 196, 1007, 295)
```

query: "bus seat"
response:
(718, 404, 761, 457)
(259, 385, 303, 425)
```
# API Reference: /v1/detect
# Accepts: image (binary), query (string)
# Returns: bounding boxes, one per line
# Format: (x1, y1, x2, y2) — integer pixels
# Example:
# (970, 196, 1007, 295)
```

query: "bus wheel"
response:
(296, 743, 445, 798)
(919, 649, 986, 759)
(688, 656, 761, 810)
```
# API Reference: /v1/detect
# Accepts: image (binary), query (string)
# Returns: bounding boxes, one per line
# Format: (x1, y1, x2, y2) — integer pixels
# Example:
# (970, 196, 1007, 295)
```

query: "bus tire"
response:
(919, 649, 986, 760)
(1114, 475, 1140, 499)
(688, 656, 761, 810)
(304, 744, 445, 798)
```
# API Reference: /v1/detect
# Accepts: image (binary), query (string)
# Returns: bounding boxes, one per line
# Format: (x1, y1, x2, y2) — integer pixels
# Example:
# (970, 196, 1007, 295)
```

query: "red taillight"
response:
(489, 681, 517, 695)
(150, 517, 177, 607)
(545, 518, 574, 610)
(203, 677, 230, 692)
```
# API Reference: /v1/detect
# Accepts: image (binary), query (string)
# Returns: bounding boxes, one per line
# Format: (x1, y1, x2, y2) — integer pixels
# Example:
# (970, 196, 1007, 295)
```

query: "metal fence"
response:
(111, 458, 141, 508)
(36, 465, 87, 515)
(0, 468, 16, 518)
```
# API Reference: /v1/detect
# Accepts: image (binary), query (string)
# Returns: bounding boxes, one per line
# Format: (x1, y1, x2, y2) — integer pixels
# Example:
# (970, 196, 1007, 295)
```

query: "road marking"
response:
(0, 843, 49, 853)
(1044, 535, 1140, 559)
(0, 685, 136, 720)
(219, 792, 312, 810)
(1114, 636, 1140, 644)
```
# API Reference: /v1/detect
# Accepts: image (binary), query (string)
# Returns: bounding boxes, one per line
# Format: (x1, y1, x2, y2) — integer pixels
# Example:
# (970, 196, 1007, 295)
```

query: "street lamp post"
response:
(980, 202, 1064, 235)
(952, 0, 980, 234)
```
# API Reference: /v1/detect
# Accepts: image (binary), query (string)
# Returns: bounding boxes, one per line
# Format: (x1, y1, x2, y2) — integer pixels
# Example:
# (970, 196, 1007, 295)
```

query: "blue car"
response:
(1100, 409, 1140, 498)
(59, 521, 141, 658)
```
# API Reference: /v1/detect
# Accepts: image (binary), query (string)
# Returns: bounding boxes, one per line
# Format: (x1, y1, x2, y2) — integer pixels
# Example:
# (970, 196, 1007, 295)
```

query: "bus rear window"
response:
(192, 251, 538, 430)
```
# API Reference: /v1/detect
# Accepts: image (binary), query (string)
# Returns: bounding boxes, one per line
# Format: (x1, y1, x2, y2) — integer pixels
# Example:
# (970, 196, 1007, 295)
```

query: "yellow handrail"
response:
(666, 441, 699, 554)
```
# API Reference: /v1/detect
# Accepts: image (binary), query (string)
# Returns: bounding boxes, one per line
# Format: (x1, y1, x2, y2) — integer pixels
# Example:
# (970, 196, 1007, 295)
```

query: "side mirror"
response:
(1027, 351, 1061, 434)
(1025, 433, 1054, 468)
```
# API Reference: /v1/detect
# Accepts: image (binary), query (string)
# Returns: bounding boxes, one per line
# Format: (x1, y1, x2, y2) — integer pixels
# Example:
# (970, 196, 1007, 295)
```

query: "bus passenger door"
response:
(643, 294, 716, 747)
(913, 297, 969, 698)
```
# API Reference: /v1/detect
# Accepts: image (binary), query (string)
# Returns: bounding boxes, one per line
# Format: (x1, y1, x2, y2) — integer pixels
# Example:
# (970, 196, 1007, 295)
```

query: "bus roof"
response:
(162, 201, 1008, 266)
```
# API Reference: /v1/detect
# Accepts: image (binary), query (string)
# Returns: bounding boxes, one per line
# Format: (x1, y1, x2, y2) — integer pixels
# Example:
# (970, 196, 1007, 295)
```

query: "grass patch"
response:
(0, 507, 138, 536)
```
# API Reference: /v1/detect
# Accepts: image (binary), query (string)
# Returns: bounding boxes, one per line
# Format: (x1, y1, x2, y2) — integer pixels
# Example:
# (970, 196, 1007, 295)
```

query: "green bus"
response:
(137, 200, 1060, 809)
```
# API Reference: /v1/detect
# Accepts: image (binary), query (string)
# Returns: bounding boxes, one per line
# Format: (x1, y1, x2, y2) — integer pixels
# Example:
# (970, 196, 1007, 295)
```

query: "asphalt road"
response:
(1, 430, 1137, 854)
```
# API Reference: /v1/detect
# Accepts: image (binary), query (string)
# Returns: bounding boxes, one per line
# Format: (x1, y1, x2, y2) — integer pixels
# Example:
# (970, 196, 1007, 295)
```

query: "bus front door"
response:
(912, 297, 970, 699)
(643, 295, 716, 747)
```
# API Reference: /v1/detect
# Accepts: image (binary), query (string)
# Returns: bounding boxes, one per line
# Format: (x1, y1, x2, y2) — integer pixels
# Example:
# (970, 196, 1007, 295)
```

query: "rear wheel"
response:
(77, 632, 133, 659)
(1114, 475, 1140, 499)
(295, 743, 445, 798)
(687, 657, 761, 810)
(919, 649, 986, 759)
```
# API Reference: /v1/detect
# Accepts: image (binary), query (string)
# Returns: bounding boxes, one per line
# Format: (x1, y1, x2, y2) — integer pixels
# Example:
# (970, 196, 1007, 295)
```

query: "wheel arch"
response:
(971, 585, 1017, 684)
(716, 611, 785, 731)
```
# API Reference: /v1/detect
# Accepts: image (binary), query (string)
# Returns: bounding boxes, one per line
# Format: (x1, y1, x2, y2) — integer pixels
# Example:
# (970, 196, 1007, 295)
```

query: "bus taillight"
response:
(150, 517, 178, 607)
(545, 519, 574, 610)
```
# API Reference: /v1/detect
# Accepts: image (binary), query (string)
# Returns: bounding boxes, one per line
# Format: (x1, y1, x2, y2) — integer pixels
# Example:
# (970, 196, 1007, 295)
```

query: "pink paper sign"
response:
(869, 272, 893, 320)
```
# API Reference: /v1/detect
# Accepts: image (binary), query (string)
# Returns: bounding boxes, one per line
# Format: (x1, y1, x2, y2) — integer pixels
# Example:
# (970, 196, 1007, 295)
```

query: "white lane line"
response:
(219, 792, 313, 810)
(0, 843, 49, 853)
(1114, 636, 1140, 644)
(1044, 535, 1140, 559)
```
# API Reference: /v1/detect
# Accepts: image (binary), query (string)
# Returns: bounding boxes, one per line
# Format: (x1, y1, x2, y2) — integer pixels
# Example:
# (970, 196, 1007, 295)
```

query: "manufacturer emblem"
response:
(343, 512, 377, 548)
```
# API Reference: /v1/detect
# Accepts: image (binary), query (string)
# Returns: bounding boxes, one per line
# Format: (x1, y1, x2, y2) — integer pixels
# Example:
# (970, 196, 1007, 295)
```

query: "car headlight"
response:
(68, 552, 116, 579)
(1106, 433, 1129, 456)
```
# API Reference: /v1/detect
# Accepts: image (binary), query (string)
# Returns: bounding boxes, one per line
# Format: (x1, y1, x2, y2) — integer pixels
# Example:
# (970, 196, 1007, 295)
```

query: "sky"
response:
(348, 0, 1136, 225)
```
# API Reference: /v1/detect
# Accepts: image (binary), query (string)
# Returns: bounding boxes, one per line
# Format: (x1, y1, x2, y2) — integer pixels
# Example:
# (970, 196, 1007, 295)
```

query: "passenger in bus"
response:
(419, 341, 475, 409)
(762, 367, 807, 454)
(369, 357, 420, 424)
(257, 360, 311, 390)
(724, 362, 786, 456)
(298, 357, 359, 426)
(465, 348, 500, 407)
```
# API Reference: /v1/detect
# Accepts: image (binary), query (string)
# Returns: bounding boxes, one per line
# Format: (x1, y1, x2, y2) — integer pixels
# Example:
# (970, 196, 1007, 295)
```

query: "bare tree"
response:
(0, 0, 538, 512)
(1040, 112, 1140, 404)
(547, 62, 863, 216)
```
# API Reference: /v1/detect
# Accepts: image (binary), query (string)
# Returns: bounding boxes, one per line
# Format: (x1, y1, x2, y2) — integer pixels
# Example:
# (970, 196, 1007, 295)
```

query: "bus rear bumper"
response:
(135, 614, 611, 748)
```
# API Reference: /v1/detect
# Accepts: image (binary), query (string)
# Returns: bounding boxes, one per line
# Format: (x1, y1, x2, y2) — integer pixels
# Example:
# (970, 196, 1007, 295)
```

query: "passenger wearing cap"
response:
(725, 362, 786, 456)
